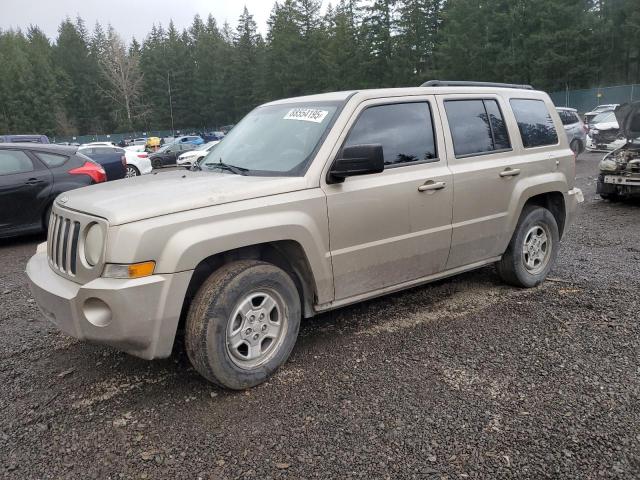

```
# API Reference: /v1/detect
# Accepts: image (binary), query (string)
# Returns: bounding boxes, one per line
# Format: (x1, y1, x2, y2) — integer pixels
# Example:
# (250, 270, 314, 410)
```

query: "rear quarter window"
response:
(511, 99, 559, 148)
(35, 152, 68, 168)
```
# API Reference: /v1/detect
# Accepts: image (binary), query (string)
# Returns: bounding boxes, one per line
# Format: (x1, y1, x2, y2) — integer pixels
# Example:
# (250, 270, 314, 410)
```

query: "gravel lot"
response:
(1, 153, 639, 479)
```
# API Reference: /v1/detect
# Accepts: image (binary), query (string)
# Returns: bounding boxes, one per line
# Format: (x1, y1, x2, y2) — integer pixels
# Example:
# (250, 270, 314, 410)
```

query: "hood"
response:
(614, 102, 640, 140)
(591, 120, 618, 130)
(58, 170, 308, 225)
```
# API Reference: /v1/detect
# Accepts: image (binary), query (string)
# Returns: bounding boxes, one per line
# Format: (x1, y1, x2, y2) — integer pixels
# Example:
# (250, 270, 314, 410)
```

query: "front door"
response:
(322, 98, 453, 301)
(0, 149, 52, 233)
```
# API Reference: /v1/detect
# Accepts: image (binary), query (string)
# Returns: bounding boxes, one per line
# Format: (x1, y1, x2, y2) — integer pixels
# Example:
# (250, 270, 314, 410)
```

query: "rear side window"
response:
(510, 99, 558, 148)
(558, 110, 579, 126)
(0, 150, 34, 175)
(344, 102, 437, 166)
(445, 99, 511, 157)
(36, 152, 68, 168)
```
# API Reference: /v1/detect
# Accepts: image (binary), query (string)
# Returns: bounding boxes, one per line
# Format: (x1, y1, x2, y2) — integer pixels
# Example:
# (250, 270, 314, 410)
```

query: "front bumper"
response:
(597, 173, 640, 197)
(26, 251, 192, 360)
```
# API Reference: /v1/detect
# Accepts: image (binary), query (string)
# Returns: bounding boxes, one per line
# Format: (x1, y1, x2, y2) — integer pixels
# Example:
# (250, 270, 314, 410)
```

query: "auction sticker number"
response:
(284, 108, 329, 123)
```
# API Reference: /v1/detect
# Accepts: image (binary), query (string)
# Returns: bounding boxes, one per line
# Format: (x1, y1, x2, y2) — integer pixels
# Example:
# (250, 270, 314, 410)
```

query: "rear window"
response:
(35, 152, 68, 167)
(444, 99, 511, 157)
(510, 99, 558, 148)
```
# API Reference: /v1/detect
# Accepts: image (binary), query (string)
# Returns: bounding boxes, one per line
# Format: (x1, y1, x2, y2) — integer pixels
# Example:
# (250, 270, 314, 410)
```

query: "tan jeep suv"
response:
(27, 81, 583, 389)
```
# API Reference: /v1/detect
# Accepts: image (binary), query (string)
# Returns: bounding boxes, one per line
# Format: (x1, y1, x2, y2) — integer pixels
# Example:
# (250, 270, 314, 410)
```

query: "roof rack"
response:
(421, 80, 534, 90)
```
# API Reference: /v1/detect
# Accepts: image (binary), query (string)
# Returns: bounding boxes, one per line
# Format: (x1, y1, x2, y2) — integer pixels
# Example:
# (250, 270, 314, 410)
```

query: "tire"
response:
(43, 204, 52, 231)
(125, 165, 140, 178)
(600, 193, 621, 202)
(497, 205, 560, 288)
(152, 158, 162, 169)
(185, 260, 301, 390)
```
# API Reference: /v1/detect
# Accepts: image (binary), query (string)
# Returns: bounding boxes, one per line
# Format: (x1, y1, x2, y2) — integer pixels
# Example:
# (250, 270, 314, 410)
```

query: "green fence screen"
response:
(549, 84, 640, 114)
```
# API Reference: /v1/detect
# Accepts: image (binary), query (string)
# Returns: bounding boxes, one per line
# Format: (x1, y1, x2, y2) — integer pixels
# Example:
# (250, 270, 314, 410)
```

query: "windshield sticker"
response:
(284, 108, 329, 123)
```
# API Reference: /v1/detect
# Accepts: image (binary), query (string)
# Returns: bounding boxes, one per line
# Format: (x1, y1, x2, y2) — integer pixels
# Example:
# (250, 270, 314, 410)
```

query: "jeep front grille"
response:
(48, 212, 81, 275)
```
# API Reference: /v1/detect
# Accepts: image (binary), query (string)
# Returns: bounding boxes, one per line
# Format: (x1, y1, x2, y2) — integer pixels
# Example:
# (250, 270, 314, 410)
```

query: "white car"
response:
(176, 141, 220, 167)
(586, 111, 626, 152)
(124, 148, 152, 177)
(82, 141, 116, 147)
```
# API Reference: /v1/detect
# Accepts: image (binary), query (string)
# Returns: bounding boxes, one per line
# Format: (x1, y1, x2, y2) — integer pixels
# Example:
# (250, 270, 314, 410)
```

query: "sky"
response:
(0, 0, 324, 42)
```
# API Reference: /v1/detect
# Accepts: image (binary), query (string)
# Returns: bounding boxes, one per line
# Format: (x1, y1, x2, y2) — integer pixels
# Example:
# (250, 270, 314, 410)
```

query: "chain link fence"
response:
(550, 84, 640, 114)
(51, 128, 218, 145)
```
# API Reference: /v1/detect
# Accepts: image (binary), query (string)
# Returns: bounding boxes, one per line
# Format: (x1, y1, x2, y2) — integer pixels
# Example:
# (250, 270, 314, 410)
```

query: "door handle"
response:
(418, 181, 447, 192)
(499, 168, 521, 178)
(25, 178, 45, 185)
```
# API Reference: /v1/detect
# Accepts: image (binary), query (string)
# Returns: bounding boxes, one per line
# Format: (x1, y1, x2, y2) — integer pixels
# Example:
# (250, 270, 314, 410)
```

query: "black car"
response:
(0, 144, 106, 238)
(149, 142, 196, 168)
(78, 146, 127, 180)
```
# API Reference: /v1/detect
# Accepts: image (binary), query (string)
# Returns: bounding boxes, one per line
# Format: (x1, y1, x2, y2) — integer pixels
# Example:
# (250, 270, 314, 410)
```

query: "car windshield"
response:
(592, 112, 616, 124)
(201, 102, 340, 176)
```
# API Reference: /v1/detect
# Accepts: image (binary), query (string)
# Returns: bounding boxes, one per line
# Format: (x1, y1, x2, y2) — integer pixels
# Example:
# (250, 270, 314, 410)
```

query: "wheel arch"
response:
(521, 191, 566, 238)
(178, 240, 318, 334)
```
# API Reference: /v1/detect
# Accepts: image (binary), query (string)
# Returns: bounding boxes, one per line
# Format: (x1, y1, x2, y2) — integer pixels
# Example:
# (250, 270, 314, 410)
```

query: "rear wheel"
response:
(152, 158, 162, 169)
(125, 165, 140, 177)
(185, 260, 301, 390)
(497, 206, 559, 288)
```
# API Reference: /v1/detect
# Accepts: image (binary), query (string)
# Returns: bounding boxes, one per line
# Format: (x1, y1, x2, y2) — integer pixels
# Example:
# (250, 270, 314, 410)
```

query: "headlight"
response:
(84, 223, 104, 266)
(102, 261, 155, 279)
(599, 159, 619, 172)
(590, 129, 599, 135)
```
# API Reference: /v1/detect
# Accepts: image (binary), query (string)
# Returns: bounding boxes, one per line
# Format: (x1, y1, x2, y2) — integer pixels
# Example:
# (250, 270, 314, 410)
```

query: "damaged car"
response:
(597, 102, 640, 200)
(587, 110, 627, 152)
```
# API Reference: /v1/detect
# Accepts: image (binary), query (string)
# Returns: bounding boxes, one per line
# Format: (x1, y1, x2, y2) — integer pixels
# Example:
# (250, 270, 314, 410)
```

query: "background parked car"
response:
(0, 134, 49, 144)
(176, 140, 220, 167)
(148, 142, 196, 168)
(0, 144, 106, 238)
(123, 148, 152, 177)
(586, 111, 626, 151)
(584, 104, 618, 125)
(556, 107, 587, 155)
(174, 135, 204, 146)
(77, 145, 127, 180)
(201, 131, 225, 142)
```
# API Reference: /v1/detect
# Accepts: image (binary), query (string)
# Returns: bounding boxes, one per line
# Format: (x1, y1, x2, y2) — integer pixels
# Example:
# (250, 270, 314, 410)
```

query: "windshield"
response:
(201, 102, 340, 176)
(196, 142, 213, 151)
(592, 112, 616, 124)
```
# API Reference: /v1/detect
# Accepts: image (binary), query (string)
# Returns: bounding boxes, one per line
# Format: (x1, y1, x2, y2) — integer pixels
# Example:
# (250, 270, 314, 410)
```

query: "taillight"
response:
(69, 161, 107, 183)
(121, 155, 127, 167)
(137, 153, 148, 158)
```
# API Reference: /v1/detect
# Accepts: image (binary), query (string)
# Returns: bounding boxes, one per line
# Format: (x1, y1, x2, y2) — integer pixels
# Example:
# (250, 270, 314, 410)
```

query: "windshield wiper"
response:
(204, 158, 248, 176)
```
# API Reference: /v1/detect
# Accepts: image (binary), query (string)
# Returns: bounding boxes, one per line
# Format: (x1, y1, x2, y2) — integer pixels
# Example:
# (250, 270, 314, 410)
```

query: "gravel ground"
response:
(1, 152, 638, 479)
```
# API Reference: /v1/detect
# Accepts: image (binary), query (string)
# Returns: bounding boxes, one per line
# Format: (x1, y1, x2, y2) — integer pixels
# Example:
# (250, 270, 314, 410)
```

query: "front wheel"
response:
(185, 260, 301, 390)
(497, 206, 559, 288)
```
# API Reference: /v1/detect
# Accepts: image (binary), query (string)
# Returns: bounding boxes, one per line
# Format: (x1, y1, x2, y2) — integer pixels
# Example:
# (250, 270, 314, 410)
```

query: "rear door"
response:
(323, 97, 453, 301)
(438, 94, 561, 269)
(0, 149, 52, 233)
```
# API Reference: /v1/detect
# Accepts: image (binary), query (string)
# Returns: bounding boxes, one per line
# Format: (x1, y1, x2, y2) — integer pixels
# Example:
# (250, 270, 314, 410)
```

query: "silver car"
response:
(556, 107, 587, 156)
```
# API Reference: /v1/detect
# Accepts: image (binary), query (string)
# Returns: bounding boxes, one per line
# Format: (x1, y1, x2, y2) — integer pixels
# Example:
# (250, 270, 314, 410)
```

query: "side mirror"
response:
(328, 144, 384, 184)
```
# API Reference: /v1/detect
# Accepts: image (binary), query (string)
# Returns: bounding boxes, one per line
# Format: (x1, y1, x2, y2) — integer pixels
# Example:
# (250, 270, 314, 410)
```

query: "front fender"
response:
(107, 190, 333, 304)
